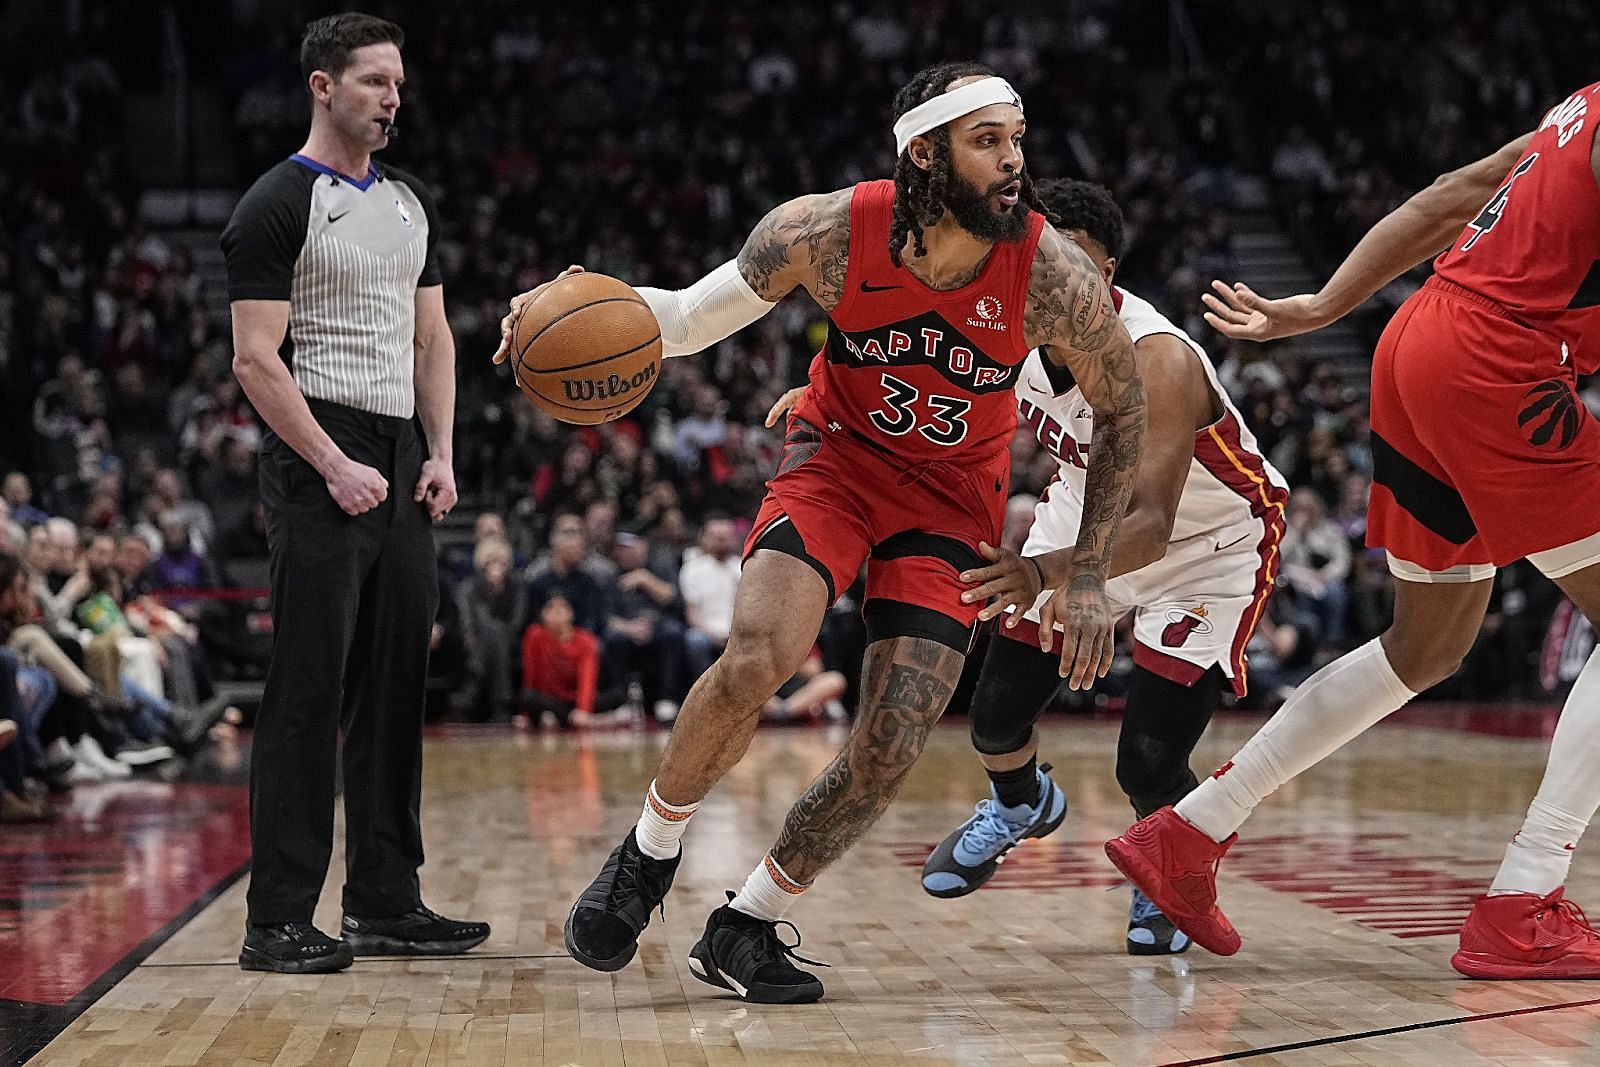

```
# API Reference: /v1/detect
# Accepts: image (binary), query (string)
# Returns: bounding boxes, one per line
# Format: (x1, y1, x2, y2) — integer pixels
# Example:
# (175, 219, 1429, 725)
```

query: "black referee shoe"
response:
(341, 904, 490, 956)
(239, 922, 354, 973)
(565, 828, 679, 971)
(687, 892, 827, 1004)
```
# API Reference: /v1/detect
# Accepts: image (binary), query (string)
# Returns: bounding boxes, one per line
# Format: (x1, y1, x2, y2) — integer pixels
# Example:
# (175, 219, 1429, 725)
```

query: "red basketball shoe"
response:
(1452, 888, 1600, 979)
(1105, 807, 1241, 956)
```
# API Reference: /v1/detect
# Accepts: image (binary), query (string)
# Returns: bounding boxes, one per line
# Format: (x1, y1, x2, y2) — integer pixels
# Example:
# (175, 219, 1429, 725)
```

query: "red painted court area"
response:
(894, 830, 1501, 940)
(0, 783, 249, 1006)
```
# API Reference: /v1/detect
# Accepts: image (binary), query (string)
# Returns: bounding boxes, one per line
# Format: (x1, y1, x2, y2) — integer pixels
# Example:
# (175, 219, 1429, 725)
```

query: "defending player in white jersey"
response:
(918, 180, 1288, 953)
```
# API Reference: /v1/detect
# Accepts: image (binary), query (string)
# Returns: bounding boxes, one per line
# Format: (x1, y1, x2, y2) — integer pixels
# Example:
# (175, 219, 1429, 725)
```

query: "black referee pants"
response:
(247, 399, 439, 925)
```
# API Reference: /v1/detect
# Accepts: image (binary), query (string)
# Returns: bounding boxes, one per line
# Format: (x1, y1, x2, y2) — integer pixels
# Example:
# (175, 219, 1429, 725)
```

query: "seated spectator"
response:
(457, 536, 525, 721)
(217, 499, 270, 567)
(762, 647, 848, 724)
(519, 594, 624, 729)
(118, 532, 213, 716)
(23, 524, 55, 582)
(148, 513, 222, 604)
(145, 469, 215, 554)
(6, 553, 170, 786)
(602, 531, 688, 724)
(72, 561, 171, 732)
(3, 472, 50, 528)
(196, 434, 258, 543)
(1239, 586, 1325, 709)
(1280, 488, 1352, 650)
(679, 516, 741, 677)
(0, 647, 54, 823)
(524, 518, 615, 636)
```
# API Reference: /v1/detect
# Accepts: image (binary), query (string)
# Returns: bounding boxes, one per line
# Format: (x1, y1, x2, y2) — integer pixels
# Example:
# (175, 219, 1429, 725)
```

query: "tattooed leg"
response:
(653, 551, 830, 806)
(771, 636, 966, 883)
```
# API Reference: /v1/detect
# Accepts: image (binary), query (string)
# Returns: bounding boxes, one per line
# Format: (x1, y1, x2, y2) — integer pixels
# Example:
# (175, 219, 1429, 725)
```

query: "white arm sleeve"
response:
(635, 259, 777, 358)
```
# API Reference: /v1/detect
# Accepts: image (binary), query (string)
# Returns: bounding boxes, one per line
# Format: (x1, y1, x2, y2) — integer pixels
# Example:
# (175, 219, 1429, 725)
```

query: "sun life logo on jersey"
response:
(394, 198, 413, 227)
(968, 295, 1006, 332)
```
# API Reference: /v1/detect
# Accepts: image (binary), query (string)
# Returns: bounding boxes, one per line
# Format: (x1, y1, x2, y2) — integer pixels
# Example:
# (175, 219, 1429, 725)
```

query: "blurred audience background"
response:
(1, 1, 1593, 817)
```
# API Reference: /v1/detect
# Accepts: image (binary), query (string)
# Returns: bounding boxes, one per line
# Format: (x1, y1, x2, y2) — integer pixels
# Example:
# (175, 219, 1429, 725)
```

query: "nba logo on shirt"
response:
(395, 198, 413, 227)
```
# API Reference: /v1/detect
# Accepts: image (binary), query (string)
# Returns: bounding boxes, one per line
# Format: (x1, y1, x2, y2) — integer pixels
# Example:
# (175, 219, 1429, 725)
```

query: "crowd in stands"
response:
(2, 1, 1593, 817)
(1212, 0, 1600, 347)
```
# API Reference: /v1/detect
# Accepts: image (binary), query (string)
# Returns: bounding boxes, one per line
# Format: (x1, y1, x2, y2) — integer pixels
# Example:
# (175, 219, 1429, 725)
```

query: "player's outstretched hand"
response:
(1036, 572, 1115, 690)
(1200, 280, 1328, 342)
(960, 541, 1044, 625)
(765, 386, 808, 427)
(492, 264, 585, 365)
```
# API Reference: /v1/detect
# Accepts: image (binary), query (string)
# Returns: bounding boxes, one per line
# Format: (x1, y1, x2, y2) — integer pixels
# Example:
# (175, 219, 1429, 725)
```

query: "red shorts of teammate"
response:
(743, 416, 1011, 651)
(1368, 277, 1600, 575)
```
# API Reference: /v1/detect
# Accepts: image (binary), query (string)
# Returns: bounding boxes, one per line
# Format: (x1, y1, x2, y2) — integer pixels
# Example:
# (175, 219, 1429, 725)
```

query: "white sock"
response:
(634, 781, 698, 860)
(1177, 639, 1416, 842)
(729, 852, 808, 922)
(1490, 648, 1600, 896)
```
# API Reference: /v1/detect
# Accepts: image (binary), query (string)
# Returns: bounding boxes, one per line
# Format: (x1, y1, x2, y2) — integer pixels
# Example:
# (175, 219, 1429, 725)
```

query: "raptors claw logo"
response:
(1518, 380, 1583, 451)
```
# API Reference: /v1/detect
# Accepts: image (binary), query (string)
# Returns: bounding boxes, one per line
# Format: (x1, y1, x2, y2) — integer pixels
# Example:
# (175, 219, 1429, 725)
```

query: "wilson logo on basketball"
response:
(1517, 379, 1583, 450)
(561, 362, 658, 403)
(1161, 605, 1212, 648)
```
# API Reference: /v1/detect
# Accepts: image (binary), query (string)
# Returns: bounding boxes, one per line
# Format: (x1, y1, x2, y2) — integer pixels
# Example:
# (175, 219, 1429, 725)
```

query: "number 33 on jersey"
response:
(789, 179, 1044, 463)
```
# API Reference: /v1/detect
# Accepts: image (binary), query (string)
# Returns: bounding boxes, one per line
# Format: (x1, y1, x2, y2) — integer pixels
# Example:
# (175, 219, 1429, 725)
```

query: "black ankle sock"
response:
(988, 757, 1041, 809)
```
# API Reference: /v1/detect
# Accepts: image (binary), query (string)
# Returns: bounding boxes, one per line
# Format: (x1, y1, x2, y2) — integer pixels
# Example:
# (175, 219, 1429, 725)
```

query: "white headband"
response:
(893, 76, 1024, 156)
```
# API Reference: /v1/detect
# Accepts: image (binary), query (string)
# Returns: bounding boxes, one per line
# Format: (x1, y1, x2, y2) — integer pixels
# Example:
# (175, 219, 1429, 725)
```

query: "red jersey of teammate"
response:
(791, 179, 1046, 464)
(1434, 81, 1600, 372)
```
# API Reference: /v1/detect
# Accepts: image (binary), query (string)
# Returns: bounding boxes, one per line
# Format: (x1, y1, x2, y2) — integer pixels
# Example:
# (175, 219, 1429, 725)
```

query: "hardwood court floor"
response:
(26, 710, 1600, 1065)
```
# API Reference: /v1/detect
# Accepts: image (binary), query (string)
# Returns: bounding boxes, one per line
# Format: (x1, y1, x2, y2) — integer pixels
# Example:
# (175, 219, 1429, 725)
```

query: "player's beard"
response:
(943, 171, 1031, 243)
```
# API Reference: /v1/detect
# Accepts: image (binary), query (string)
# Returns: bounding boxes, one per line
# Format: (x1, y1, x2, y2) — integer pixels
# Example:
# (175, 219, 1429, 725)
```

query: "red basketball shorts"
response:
(743, 416, 1010, 650)
(1368, 278, 1600, 573)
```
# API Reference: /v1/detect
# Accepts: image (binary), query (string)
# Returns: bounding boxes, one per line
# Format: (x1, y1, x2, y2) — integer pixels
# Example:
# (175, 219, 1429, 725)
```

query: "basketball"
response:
(510, 272, 663, 425)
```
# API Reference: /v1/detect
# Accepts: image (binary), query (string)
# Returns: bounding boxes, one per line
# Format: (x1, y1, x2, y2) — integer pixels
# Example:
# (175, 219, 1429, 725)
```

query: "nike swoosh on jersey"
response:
(859, 281, 901, 293)
(1215, 533, 1252, 552)
(328, 210, 350, 223)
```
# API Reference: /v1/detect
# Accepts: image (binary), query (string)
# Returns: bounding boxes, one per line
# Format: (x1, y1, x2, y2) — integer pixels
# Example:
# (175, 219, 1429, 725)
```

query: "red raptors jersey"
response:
(1434, 82, 1600, 372)
(791, 180, 1045, 463)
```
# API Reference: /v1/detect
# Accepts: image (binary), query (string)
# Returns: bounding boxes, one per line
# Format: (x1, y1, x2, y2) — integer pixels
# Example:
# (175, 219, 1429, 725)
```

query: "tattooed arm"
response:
(734, 189, 853, 310)
(1023, 225, 1147, 688)
(492, 190, 852, 363)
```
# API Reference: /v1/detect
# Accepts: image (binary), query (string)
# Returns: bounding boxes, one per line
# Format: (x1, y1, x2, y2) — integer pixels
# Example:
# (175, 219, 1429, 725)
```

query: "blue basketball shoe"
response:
(921, 763, 1067, 898)
(1127, 886, 1191, 955)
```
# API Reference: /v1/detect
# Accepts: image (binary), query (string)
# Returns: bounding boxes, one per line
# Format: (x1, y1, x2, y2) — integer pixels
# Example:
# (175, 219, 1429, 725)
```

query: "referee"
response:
(222, 12, 487, 973)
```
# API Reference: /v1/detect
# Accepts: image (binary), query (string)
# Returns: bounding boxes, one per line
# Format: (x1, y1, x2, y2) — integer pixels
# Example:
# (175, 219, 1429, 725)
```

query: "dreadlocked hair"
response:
(888, 62, 1057, 265)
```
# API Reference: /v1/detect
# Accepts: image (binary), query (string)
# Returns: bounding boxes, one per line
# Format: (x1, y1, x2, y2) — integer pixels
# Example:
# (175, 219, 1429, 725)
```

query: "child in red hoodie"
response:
(520, 594, 614, 728)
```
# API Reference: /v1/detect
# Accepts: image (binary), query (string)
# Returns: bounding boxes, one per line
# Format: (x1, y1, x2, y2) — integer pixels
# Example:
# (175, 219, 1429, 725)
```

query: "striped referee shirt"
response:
(221, 154, 441, 418)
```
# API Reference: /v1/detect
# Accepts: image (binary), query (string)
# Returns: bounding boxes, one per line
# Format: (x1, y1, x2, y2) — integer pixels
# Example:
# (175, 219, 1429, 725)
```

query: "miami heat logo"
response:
(1518, 380, 1583, 451)
(1161, 605, 1213, 648)
(974, 296, 1002, 321)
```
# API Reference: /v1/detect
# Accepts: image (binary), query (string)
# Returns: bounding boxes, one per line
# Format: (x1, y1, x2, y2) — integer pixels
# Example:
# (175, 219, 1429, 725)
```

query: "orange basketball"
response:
(509, 272, 663, 425)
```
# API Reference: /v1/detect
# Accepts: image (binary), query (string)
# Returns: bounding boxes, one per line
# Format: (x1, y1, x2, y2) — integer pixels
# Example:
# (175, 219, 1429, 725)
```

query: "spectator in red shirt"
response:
(519, 594, 623, 728)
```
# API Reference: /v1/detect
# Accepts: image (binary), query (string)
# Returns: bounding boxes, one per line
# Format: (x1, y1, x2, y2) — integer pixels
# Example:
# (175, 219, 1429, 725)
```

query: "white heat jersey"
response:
(1015, 286, 1289, 543)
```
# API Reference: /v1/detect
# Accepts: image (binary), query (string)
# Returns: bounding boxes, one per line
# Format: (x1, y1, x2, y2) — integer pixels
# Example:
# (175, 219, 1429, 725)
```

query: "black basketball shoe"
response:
(239, 922, 354, 973)
(341, 904, 491, 956)
(687, 892, 827, 1004)
(565, 828, 680, 971)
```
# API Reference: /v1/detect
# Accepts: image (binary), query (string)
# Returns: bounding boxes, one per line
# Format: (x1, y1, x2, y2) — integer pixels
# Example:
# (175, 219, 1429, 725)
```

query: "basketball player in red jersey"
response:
(494, 62, 1146, 1002)
(1107, 82, 1600, 980)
